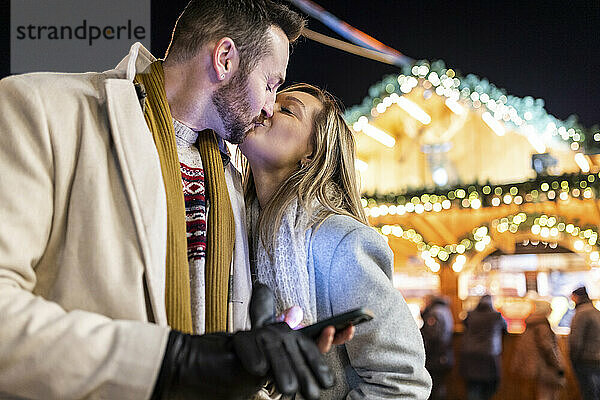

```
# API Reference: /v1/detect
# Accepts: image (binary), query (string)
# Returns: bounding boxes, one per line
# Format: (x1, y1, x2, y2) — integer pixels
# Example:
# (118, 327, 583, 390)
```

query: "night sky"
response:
(2, 0, 598, 127)
(282, 0, 599, 128)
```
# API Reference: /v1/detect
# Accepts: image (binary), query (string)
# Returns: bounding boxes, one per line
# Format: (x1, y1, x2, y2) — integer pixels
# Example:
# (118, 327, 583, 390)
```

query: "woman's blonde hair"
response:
(242, 83, 368, 256)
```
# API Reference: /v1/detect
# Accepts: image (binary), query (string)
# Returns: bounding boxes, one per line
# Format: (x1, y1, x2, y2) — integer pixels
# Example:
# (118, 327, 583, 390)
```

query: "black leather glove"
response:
(151, 329, 264, 400)
(151, 283, 334, 400)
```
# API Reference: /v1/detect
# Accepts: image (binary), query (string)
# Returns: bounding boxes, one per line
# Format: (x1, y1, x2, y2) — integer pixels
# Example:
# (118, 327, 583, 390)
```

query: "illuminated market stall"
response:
(346, 60, 600, 334)
(286, 3, 597, 397)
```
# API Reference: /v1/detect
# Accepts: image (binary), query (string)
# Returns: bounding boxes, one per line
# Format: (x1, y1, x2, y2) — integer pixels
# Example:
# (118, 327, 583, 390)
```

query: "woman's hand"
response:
(277, 305, 304, 329)
(316, 325, 355, 353)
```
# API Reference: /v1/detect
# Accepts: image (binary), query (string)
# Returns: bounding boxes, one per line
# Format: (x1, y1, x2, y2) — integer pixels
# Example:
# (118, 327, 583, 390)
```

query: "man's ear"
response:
(213, 37, 240, 81)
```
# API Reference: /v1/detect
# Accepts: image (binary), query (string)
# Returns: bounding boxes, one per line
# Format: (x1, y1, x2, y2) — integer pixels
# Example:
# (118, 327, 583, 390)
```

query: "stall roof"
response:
(348, 60, 600, 274)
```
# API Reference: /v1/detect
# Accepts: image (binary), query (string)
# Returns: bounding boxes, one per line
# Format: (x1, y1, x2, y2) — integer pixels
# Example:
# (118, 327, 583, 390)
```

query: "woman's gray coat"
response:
(307, 215, 432, 399)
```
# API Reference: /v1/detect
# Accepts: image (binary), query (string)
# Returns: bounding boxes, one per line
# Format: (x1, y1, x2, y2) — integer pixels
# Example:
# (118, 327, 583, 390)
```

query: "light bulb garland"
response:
(377, 213, 600, 273)
(363, 172, 599, 217)
(346, 59, 599, 153)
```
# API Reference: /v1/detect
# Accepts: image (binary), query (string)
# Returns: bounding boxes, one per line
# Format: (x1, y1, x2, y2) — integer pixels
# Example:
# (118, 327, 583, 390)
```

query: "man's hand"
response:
(232, 322, 334, 399)
(243, 283, 334, 398)
(151, 330, 267, 400)
(150, 283, 335, 400)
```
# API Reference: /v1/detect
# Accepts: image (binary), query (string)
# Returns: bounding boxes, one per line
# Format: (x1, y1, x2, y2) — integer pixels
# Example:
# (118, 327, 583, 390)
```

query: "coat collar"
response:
(103, 44, 168, 325)
(114, 42, 157, 81)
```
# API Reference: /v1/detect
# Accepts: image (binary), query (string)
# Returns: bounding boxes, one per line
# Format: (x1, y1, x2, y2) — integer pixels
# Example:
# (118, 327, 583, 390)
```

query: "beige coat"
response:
(0, 43, 252, 399)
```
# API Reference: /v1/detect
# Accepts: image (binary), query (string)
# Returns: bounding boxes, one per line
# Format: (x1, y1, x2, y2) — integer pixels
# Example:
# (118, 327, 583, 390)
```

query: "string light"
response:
(355, 158, 368, 172)
(345, 61, 593, 155)
(524, 125, 547, 153)
(376, 213, 600, 266)
(575, 153, 590, 173)
(445, 98, 465, 115)
(352, 116, 395, 148)
(482, 112, 506, 136)
(396, 97, 432, 124)
(363, 173, 599, 215)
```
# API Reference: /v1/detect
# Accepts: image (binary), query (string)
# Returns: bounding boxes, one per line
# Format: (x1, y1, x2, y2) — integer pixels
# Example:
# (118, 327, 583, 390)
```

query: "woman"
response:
(512, 300, 566, 400)
(459, 295, 507, 400)
(238, 83, 432, 399)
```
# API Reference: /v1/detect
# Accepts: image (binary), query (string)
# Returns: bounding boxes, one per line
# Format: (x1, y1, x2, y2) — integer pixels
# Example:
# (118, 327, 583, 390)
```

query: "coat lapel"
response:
(104, 78, 168, 325)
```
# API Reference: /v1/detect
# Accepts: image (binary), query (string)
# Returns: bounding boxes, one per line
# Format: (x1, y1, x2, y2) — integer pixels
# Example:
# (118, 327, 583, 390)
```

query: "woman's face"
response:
(239, 90, 321, 172)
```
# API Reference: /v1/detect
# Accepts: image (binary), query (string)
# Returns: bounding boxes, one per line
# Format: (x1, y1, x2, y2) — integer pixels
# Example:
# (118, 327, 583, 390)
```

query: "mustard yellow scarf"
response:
(135, 61, 234, 333)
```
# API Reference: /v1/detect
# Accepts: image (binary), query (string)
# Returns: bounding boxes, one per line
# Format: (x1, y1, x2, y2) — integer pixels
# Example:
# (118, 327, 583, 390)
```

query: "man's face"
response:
(212, 26, 289, 144)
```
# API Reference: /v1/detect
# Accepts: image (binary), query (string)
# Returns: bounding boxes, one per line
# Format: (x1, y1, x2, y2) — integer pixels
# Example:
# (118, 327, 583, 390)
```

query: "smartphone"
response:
(299, 307, 374, 339)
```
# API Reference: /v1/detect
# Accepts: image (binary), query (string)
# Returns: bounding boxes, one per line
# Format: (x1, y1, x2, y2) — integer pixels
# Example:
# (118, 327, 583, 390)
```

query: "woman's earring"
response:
(220, 73, 225, 79)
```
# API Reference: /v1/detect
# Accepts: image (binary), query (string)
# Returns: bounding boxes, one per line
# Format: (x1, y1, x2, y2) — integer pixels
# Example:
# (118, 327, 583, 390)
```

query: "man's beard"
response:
(211, 71, 253, 144)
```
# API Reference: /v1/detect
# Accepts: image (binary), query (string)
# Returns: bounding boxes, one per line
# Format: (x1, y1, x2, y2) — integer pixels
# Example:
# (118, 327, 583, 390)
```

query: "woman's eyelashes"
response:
(279, 105, 294, 115)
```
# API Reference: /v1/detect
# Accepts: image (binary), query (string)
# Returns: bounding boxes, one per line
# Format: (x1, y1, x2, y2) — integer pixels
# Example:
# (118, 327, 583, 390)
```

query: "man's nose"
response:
(262, 93, 276, 118)
(262, 106, 274, 119)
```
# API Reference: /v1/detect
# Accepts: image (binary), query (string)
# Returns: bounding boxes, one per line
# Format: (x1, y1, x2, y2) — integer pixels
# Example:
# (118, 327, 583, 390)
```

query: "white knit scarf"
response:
(249, 198, 319, 326)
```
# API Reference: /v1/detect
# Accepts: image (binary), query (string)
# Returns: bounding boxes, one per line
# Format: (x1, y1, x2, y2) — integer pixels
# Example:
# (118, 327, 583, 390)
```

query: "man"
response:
(420, 295, 454, 400)
(459, 295, 507, 400)
(569, 286, 600, 400)
(0, 1, 347, 399)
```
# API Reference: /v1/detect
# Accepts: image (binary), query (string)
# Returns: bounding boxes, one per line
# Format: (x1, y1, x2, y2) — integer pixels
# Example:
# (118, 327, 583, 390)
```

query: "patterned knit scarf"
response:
(249, 198, 318, 326)
(135, 61, 234, 333)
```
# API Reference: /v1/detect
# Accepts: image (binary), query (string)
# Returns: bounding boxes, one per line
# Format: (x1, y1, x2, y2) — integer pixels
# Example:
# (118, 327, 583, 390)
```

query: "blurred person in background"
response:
(512, 300, 566, 400)
(459, 295, 507, 400)
(420, 295, 454, 400)
(569, 286, 600, 400)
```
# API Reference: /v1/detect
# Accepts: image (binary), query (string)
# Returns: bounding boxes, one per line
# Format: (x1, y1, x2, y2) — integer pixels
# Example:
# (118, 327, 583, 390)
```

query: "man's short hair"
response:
(572, 286, 590, 301)
(165, 0, 305, 75)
